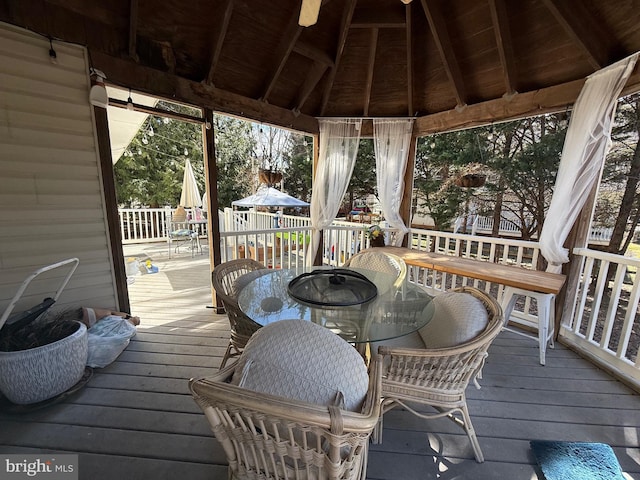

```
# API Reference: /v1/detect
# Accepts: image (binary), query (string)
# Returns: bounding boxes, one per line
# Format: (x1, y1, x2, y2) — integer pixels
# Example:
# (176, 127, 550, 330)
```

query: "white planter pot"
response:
(0, 321, 88, 405)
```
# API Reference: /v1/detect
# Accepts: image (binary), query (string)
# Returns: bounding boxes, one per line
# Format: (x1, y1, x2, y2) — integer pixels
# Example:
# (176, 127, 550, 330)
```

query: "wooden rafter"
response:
(540, 0, 606, 71)
(320, 0, 358, 116)
(261, 8, 303, 102)
(93, 51, 319, 134)
(294, 60, 328, 112)
(205, 0, 235, 85)
(293, 42, 334, 67)
(405, 2, 413, 116)
(363, 27, 379, 116)
(420, 0, 467, 107)
(128, 0, 138, 61)
(489, 0, 516, 96)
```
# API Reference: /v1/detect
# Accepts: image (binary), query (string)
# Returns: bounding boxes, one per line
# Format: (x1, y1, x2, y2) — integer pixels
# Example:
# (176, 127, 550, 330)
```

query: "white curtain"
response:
(539, 53, 639, 273)
(309, 119, 362, 264)
(373, 119, 414, 246)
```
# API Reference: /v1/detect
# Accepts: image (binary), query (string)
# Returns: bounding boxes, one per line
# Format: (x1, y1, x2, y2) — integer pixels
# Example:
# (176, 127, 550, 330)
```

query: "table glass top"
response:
(237, 267, 434, 344)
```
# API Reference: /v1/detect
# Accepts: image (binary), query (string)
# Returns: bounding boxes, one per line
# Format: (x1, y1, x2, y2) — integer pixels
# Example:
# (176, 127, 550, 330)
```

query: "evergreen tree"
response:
(114, 102, 204, 208)
(213, 116, 256, 208)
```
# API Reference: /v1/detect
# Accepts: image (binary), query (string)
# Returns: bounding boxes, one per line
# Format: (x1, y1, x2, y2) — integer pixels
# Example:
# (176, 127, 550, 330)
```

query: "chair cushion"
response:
(418, 292, 489, 348)
(231, 320, 369, 412)
(369, 330, 426, 361)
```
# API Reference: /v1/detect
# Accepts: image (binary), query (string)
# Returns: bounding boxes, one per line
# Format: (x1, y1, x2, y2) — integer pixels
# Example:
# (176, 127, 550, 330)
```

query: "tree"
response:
(283, 135, 313, 202)
(213, 116, 256, 208)
(114, 102, 204, 207)
(598, 93, 640, 255)
(413, 129, 493, 230)
(345, 140, 377, 212)
(493, 116, 566, 240)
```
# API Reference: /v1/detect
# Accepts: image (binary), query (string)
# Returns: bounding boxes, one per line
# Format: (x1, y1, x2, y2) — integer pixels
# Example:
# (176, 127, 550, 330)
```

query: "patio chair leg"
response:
(460, 405, 484, 463)
(372, 412, 383, 444)
(220, 343, 233, 369)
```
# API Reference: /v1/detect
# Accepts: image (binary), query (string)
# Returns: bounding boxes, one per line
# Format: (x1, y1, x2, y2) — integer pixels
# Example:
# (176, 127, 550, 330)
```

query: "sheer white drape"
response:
(373, 119, 414, 246)
(308, 119, 362, 264)
(539, 53, 639, 273)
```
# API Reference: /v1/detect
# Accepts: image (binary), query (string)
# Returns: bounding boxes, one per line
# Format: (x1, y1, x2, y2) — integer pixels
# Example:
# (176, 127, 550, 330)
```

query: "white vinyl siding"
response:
(0, 22, 118, 316)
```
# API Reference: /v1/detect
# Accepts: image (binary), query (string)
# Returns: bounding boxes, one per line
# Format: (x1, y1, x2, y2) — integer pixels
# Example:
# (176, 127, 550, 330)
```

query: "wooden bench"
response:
(375, 246, 566, 365)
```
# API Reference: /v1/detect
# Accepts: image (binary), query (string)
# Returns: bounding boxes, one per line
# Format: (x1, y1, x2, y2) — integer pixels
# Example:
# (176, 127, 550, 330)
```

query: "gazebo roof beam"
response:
(92, 51, 320, 134)
(420, 0, 467, 108)
(261, 9, 303, 102)
(489, 0, 517, 97)
(293, 42, 334, 67)
(320, 0, 358, 116)
(405, 2, 413, 116)
(205, 0, 235, 85)
(540, 0, 607, 71)
(128, 0, 139, 62)
(363, 27, 379, 116)
(294, 61, 329, 112)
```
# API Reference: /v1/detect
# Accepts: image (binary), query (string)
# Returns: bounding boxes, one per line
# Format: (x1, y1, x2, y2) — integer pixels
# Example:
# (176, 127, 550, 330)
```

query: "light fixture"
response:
(126, 89, 134, 111)
(148, 126, 154, 137)
(299, 0, 321, 27)
(400, 0, 413, 4)
(48, 38, 57, 64)
(89, 68, 108, 108)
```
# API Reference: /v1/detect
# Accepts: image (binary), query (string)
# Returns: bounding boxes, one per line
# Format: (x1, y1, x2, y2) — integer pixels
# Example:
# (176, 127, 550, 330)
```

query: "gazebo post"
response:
(399, 130, 418, 247)
(203, 108, 224, 312)
(310, 133, 324, 266)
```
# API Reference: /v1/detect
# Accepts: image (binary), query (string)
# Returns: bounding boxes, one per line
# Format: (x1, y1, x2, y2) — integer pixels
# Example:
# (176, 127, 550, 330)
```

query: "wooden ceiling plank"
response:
(420, 0, 467, 107)
(128, 0, 138, 62)
(406, 3, 413, 116)
(363, 27, 379, 116)
(540, 0, 606, 70)
(351, 6, 406, 29)
(294, 61, 328, 112)
(92, 51, 319, 134)
(488, 0, 516, 96)
(293, 42, 334, 68)
(261, 9, 304, 102)
(320, 0, 358, 116)
(205, 0, 235, 85)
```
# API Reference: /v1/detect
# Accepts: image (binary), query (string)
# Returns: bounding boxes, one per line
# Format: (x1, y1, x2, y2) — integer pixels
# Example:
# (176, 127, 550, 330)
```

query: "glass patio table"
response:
(237, 267, 435, 344)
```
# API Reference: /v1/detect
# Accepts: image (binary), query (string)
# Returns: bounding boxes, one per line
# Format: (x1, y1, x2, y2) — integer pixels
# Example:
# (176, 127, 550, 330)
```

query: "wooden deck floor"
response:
(1, 243, 639, 479)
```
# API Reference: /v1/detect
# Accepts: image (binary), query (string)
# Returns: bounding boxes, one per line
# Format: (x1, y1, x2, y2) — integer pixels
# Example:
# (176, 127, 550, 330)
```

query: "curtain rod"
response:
(108, 98, 206, 125)
(316, 116, 416, 120)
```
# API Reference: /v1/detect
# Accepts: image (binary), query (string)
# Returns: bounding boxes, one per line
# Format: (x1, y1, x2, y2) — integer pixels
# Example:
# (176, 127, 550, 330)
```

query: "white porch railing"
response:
(119, 208, 208, 244)
(561, 247, 640, 388)
(118, 207, 639, 388)
(469, 215, 614, 243)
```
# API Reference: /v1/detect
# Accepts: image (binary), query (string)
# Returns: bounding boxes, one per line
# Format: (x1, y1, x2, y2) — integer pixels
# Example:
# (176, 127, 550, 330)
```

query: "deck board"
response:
(1, 244, 639, 480)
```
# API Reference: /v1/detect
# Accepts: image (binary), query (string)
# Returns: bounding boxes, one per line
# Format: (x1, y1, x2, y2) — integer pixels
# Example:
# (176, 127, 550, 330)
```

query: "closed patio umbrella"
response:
(180, 159, 201, 208)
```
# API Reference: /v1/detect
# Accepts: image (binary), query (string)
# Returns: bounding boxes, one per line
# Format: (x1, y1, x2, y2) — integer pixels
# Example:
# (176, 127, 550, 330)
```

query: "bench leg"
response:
(500, 287, 555, 366)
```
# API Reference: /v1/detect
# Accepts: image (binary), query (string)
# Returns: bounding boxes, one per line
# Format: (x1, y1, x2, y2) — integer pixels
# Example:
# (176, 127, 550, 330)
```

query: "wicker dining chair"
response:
(343, 250, 407, 289)
(373, 286, 503, 463)
(189, 320, 382, 480)
(211, 258, 268, 369)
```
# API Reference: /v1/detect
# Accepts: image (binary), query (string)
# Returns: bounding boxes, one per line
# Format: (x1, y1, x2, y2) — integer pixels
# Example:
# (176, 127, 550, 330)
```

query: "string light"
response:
(127, 89, 134, 111)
